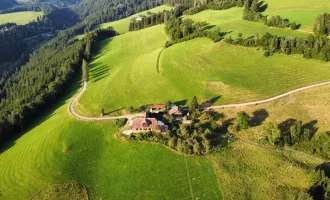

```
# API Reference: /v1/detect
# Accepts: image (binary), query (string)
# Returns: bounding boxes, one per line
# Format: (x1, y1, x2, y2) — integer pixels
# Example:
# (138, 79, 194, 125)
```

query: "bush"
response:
(115, 119, 128, 127)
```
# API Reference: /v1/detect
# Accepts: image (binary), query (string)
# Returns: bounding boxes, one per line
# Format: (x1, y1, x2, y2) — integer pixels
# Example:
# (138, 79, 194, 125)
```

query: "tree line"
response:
(314, 13, 330, 35)
(225, 32, 330, 62)
(0, 28, 117, 145)
(243, 0, 298, 29)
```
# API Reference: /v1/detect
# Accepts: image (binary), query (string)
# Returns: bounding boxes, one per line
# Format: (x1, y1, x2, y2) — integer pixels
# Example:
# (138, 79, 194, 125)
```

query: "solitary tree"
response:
(82, 59, 89, 82)
(263, 122, 281, 146)
(190, 96, 199, 116)
(237, 111, 249, 130)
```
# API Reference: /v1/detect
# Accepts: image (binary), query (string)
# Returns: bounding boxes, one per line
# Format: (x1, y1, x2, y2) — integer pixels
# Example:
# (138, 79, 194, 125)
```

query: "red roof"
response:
(132, 118, 157, 130)
(151, 105, 165, 109)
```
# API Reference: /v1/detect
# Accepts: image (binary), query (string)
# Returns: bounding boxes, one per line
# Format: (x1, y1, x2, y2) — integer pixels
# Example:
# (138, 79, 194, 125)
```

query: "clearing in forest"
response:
(0, 11, 43, 25)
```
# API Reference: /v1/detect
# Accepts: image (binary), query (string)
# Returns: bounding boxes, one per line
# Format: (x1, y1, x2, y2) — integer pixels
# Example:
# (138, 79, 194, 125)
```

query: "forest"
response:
(0, 0, 179, 145)
(0, 28, 117, 144)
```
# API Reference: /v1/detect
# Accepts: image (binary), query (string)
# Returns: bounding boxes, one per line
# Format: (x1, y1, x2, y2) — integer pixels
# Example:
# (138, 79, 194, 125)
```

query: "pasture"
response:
(0, 80, 221, 200)
(0, 11, 43, 25)
(184, 7, 309, 39)
(263, 0, 330, 32)
(77, 24, 330, 116)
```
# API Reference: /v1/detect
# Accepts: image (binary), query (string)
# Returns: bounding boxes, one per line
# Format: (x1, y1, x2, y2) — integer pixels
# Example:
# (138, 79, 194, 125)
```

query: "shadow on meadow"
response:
(0, 76, 82, 154)
(89, 62, 111, 83)
(250, 109, 269, 127)
(278, 118, 319, 137)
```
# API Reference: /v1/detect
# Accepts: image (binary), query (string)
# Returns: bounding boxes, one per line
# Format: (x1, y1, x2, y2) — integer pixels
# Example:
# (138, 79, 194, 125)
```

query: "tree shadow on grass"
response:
(303, 120, 318, 138)
(278, 118, 297, 134)
(173, 99, 187, 107)
(91, 37, 115, 60)
(0, 76, 83, 154)
(89, 63, 111, 83)
(250, 109, 269, 127)
(104, 107, 125, 116)
(258, 2, 268, 12)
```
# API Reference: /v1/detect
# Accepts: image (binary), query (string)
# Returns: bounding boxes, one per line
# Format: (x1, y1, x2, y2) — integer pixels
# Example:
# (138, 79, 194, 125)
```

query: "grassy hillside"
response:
(216, 84, 330, 133)
(0, 11, 43, 25)
(184, 7, 309, 38)
(0, 80, 221, 200)
(100, 5, 173, 34)
(264, 0, 330, 32)
(77, 24, 330, 116)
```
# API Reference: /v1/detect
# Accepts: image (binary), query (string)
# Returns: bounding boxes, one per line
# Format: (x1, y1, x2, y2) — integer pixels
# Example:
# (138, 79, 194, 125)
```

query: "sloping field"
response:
(100, 5, 173, 34)
(0, 81, 221, 200)
(264, 0, 330, 32)
(184, 7, 309, 38)
(0, 11, 43, 25)
(77, 24, 330, 116)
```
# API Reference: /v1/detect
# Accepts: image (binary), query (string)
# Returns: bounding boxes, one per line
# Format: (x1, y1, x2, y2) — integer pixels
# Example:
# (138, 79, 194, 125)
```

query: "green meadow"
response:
(0, 80, 221, 200)
(184, 7, 309, 38)
(263, 0, 330, 32)
(77, 23, 330, 116)
(100, 5, 173, 34)
(0, 11, 43, 25)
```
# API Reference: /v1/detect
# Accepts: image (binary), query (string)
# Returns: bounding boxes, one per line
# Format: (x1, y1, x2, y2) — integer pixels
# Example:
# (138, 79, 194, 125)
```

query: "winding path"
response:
(69, 81, 144, 121)
(207, 81, 330, 110)
(70, 80, 330, 120)
(69, 80, 329, 162)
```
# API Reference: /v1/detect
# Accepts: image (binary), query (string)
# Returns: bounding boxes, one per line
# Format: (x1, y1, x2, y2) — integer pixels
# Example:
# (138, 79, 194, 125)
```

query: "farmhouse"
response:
(168, 106, 183, 120)
(149, 105, 166, 113)
(123, 117, 168, 135)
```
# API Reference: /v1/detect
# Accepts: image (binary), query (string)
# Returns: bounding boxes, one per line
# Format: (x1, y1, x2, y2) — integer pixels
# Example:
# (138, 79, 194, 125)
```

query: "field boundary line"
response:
(69, 81, 144, 121)
(184, 155, 194, 200)
(235, 137, 326, 163)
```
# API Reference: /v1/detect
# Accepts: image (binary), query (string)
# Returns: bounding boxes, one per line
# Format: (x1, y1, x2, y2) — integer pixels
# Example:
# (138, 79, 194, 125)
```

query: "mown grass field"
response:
(0, 11, 43, 25)
(0, 80, 221, 200)
(263, 0, 330, 32)
(100, 5, 173, 34)
(77, 23, 330, 116)
(184, 7, 309, 38)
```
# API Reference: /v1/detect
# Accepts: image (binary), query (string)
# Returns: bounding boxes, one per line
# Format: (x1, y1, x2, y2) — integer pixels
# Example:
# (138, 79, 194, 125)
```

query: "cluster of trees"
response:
(133, 122, 213, 155)
(243, 0, 297, 29)
(314, 13, 330, 35)
(262, 121, 330, 159)
(129, 96, 225, 155)
(262, 121, 313, 147)
(226, 32, 330, 62)
(307, 166, 330, 200)
(164, 12, 222, 46)
(0, 28, 117, 144)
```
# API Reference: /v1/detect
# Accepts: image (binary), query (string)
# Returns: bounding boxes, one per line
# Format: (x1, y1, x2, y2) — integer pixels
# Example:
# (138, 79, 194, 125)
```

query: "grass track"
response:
(0, 11, 43, 25)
